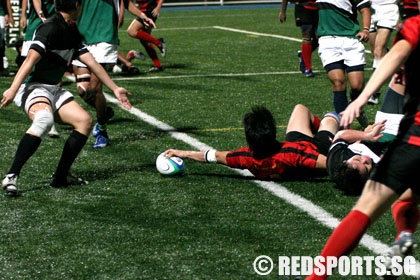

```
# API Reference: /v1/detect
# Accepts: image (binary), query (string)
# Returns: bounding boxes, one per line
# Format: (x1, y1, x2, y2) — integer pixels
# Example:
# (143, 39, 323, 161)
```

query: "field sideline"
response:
(0, 5, 416, 279)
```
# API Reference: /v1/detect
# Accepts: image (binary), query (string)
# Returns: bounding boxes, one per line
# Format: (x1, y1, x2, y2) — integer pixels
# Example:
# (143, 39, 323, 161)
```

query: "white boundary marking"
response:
(104, 92, 420, 276)
(214, 25, 302, 42)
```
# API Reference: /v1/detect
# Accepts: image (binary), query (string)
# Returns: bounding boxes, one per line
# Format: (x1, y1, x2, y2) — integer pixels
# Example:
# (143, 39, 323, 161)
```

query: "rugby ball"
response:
(156, 153, 184, 175)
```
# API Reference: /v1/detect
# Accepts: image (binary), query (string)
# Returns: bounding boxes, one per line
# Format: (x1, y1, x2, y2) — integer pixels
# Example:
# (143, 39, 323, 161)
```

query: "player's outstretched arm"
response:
(79, 52, 132, 110)
(340, 39, 412, 127)
(164, 149, 229, 165)
(1, 50, 41, 108)
(333, 120, 386, 143)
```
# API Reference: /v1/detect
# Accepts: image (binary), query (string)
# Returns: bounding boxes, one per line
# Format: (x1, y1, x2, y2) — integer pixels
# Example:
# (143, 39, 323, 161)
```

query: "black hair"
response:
(330, 162, 366, 196)
(243, 106, 279, 158)
(54, 0, 81, 12)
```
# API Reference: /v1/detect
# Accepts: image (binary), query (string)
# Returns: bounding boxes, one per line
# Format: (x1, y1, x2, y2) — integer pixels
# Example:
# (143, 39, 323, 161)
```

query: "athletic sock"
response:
(302, 43, 313, 71)
(141, 41, 161, 67)
(53, 130, 88, 182)
(135, 30, 161, 46)
(350, 89, 362, 102)
(392, 200, 420, 240)
(333, 91, 348, 113)
(8, 133, 42, 176)
(307, 210, 371, 279)
(95, 123, 109, 138)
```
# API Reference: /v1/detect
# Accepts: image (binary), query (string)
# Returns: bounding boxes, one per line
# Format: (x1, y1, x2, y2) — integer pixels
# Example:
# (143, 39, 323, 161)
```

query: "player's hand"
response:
(340, 99, 366, 128)
(38, 11, 47, 22)
(164, 149, 182, 158)
(20, 15, 27, 29)
(1, 89, 16, 109)
(151, 8, 160, 18)
(279, 12, 286, 23)
(357, 30, 369, 42)
(143, 17, 156, 29)
(365, 120, 386, 142)
(114, 87, 132, 110)
(394, 67, 406, 85)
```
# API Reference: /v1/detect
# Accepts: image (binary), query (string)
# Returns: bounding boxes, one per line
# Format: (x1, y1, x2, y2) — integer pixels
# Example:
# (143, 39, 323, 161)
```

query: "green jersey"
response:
(24, 0, 55, 41)
(77, 0, 119, 45)
(317, 0, 371, 37)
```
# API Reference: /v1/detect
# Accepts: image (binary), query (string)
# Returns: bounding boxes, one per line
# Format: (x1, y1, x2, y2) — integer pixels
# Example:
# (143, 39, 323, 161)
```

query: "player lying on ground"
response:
(327, 83, 405, 196)
(165, 104, 339, 181)
(305, 15, 420, 280)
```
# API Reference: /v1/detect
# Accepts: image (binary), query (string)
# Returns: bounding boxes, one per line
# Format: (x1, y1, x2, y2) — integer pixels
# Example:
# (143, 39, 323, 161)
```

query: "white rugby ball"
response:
(156, 153, 185, 175)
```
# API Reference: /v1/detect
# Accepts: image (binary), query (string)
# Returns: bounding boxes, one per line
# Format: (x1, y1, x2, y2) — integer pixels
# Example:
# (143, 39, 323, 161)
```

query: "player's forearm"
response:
(166, 149, 228, 165)
(32, 0, 44, 19)
(281, 0, 288, 13)
(359, 7, 371, 30)
(360, 40, 411, 102)
(333, 130, 369, 143)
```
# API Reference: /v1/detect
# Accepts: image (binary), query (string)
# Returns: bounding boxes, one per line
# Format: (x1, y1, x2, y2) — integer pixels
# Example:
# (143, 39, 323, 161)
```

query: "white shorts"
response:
(375, 111, 404, 135)
(14, 83, 74, 113)
(72, 42, 118, 67)
(21, 41, 33, 57)
(0, 16, 5, 29)
(318, 36, 366, 68)
(0, 16, 4, 40)
(370, 4, 400, 31)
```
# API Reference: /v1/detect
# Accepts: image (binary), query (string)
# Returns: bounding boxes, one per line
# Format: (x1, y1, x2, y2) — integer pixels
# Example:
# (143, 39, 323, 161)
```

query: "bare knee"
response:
(74, 113, 93, 135)
(293, 104, 308, 113)
(330, 78, 346, 91)
(127, 28, 137, 38)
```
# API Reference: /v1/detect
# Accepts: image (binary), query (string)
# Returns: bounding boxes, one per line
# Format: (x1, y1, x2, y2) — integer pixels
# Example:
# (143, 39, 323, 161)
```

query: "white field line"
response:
(104, 92, 420, 276)
(111, 71, 308, 81)
(214, 25, 301, 42)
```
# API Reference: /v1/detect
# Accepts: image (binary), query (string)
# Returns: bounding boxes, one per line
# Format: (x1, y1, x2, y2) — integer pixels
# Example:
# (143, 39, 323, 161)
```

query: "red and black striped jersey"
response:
(135, 0, 159, 12)
(225, 141, 320, 180)
(393, 16, 420, 145)
(401, 0, 419, 10)
(296, 0, 318, 10)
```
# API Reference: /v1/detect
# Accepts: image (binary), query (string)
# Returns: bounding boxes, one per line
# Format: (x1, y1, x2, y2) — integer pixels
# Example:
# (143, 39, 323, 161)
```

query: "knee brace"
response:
(28, 108, 54, 138)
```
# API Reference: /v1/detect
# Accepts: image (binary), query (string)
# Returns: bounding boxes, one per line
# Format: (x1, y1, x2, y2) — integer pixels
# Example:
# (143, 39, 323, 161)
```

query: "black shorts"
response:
(370, 139, 420, 195)
(295, 5, 318, 27)
(136, 11, 158, 24)
(285, 130, 334, 156)
(400, 8, 419, 21)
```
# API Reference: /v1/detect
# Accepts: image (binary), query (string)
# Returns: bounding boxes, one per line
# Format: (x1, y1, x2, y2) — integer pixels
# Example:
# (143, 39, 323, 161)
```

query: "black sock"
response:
(54, 130, 88, 181)
(333, 90, 348, 113)
(350, 89, 362, 102)
(9, 134, 42, 176)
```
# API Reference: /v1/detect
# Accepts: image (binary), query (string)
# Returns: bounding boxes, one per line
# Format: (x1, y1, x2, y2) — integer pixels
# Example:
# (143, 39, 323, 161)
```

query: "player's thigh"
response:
(375, 28, 392, 49)
(347, 70, 365, 90)
(286, 104, 313, 135)
(57, 100, 92, 134)
(127, 19, 143, 35)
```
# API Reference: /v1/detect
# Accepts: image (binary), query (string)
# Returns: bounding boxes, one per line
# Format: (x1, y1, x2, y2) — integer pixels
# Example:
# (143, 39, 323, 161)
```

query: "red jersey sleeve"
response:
(394, 15, 420, 49)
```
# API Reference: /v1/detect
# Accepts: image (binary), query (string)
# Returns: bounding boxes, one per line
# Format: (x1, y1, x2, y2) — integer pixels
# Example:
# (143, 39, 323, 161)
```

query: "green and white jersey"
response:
(24, 0, 55, 41)
(317, 0, 370, 37)
(77, 0, 119, 45)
